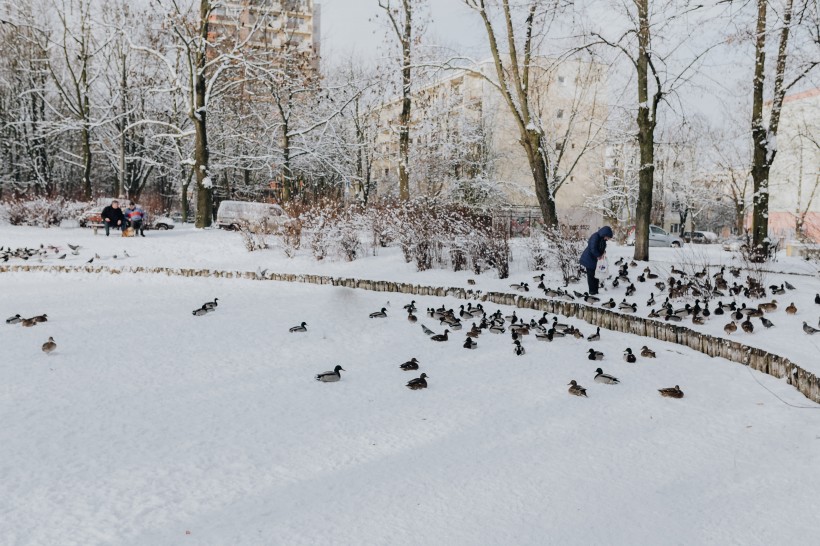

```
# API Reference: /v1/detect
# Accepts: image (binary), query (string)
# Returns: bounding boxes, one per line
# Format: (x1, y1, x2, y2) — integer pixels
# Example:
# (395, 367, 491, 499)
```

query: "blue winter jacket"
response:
(579, 226, 614, 270)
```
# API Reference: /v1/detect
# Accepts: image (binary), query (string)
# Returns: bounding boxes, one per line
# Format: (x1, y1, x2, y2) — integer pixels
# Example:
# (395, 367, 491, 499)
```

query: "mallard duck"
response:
(32, 314, 48, 323)
(489, 324, 505, 334)
(741, 318, 754, 333)
(594, 368, 619, 384)
(407, 312, 417, 323)
(803, 322, 820, 335)
(587, 348, 604, 361)
(369, 308, 388, 318)
(431, 330, 450, 342)
(463, 337, 478, 349)
(202, 298, 218, 310)
(316, 365, 345, 382)
(619, 302, 637, 313)
(406, 373, 428, 390)
(648, 309, 661, 318)
(535, 330, 553, 341)
(533, 273, 545, 282)
(692, 315, 707, 325)
(513, 340, 525, 355)
(21, 317, 37, 327)
(815, 293, 820, 304)
(640, 346, 656, 358)
(623, 348, 636, 363)
(785, 302, 797, 315)
(192, 307, 208, 316)
(601, 298, 617, 309)
(724, 321, 737, 334)
(510, 282, 529, 292)
(289, 322, 308, 333)
(548, 327, 564, 338)
(5, 314, 21, 324)
(510, 324, 529, 335)
(568, 380, 588, 397)
(403, 300, 417, 312)
(400, 358, 420, 370)
(658, 385, 684, 398)
(646, 293, 656, 306)
(584, 293, 601, 304)
(42, 336, 56, 355)
(586, 327, 601, 342)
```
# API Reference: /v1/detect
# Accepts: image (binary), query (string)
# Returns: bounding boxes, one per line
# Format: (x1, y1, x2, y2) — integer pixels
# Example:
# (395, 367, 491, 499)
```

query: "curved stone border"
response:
(2, 263, 818, 404)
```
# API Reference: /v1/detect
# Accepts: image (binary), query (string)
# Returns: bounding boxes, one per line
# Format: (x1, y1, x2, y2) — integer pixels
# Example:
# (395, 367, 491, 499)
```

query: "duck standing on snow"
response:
(623, 348, 637, 363)
(640, 346, 656, 358)
(42, 336, 57, 355)
(21, 317, 37, 327)
(202, 298, 218, 310)
(724, 321, 737, 335)
(289, 322, 308, 333)
(463, 337, 478, 349)
(406, 373, 428, 390)
(568, 380, 588, 397)
(513, 340, 525, 355)
(32, 314, 48, 323)
(785, 302, 797, 315)
(407, 312, 417, 323)
(815, 294, 820, 305)
(587, 348, 604, 361)
(586, 327, 601, 342)
(658, 385, 684, 398)
(6, 314, 21, 324)
(400, 358, 420, 370)
(741, 318, 754, 333)
(431, 330, 450, 342)
(369, 307, 388, 318)
(315, 365, 345, 382)
(594, 368, 619, 384)
(192, 307, 209, 316)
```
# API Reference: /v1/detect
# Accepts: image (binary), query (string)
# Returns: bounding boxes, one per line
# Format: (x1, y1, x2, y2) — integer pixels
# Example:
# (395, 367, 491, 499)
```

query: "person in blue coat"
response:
(579, 226, 613, 295)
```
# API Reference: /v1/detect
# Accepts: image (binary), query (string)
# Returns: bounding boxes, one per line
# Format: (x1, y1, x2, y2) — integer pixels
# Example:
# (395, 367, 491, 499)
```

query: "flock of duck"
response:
(300, 298, 682, 397)
(5, 313, 56, 354)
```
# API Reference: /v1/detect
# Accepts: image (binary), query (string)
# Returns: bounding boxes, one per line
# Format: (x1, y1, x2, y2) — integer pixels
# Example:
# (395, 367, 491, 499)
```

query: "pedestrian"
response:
(124, 201, 146, 237)
(579, 226, 613, 295)
(101, 200, 125, 236)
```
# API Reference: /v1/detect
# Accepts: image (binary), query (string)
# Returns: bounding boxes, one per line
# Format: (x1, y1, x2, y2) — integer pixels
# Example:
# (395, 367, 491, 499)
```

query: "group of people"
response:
(101, 200, 147, 237)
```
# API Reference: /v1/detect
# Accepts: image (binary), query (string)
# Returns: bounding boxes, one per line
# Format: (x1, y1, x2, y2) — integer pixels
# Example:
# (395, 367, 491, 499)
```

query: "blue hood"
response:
(598, 226, 613, 239)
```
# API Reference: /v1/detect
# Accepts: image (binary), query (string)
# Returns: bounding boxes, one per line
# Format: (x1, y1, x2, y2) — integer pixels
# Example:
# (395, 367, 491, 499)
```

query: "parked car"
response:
(626, 225, 684, 247)
(216, 200, 290, 231)
(722, 236, 748, 252)
(683, 231, 719, 244)
(145, 215, 175, 230)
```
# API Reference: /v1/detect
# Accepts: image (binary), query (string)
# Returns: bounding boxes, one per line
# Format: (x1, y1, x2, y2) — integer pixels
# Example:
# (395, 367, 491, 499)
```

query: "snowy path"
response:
(2, 272, 819, 545)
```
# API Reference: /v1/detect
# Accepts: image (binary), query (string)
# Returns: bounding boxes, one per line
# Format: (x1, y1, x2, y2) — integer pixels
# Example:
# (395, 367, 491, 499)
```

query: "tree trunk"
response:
(526, 133, 558, 226)
(632, 0, 656, 262)
(81, 124, 92, 200)
(750, 0, 769, 258)
(181, 166, 193, 223)
(193, 0, 212, 228)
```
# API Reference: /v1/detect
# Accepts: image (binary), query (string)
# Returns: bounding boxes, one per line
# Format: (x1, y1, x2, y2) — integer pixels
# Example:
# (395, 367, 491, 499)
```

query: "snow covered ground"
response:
(2, 265, 820, 545)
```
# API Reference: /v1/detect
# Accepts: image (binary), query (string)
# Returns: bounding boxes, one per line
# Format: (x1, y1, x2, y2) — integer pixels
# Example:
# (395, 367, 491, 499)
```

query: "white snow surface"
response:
(2, 224, 820, 544)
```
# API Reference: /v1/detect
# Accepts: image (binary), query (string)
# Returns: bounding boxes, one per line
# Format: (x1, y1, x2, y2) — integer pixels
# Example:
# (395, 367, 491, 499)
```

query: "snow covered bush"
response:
(525, 227, 551, 271)
(1, 198, 89, 228)
(542, 225, 586, 286)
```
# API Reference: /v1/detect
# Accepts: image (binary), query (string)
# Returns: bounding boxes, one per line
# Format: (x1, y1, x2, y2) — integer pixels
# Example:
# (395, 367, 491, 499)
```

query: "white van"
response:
(215, 200, 289, 231)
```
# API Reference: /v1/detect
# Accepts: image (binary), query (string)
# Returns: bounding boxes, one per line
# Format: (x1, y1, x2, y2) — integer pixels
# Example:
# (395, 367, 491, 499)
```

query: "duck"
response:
(646, 293, 655, 306)
(21, 317, 37, 327)
(467, 324, 481, 338)
(568, 380, 588, 397)
(369, 307, 388, 318)
(407, 312, 417, 323)
(623, 348, 636, 363)
(760, 316, 774, 328)
(192, 307, 209, 316)
(601, 298, 617, 309)
(803, 322, 820, 335)
(202, 298, 219, 310)
(625, 283, 636, 296)
(431, 330, 450, 342)
(552, 317, 569, 331)
(400, 358, 420, 370)
(510, 324, 530, 335)
(815, 293, 820, 305)
(618, 301, 637, 313)
(535, 330, 553, 341)
(640, 346, 656, 358)
(785, 302, 797, 315)
(533, 273, 545, 282)
(548, 327, 564, 338)
(648, 309, 661, 318)
(584, 293, 601, 304)
(463, 337, 478, 349)
(406, 373, 428, 390)
(315, 365, 345, 382)
(289, 322, 308, 333)
(32, 314, 48, 323)
(510, 282, 529, 292)
(658, 385, 684, 398)
(513, 340, 525, 355)
(42, 336, 57, 355)
(692, 315, 707, 326)
(403, 300, 417, 312)
(741, 318, 754, 333)
(488, 324, 505, 334)
(594, 368, 619, 384)
(586, 327, 601, 342)
(587, 348, 604, 361)
(5, 314, 21, 324)
(724, 321, 737, 334)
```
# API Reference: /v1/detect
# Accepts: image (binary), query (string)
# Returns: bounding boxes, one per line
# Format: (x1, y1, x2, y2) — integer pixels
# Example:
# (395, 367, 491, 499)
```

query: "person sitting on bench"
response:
(102, 200, 125, 236)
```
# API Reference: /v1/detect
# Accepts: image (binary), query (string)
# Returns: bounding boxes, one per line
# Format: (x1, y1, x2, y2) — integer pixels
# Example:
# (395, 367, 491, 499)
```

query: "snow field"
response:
(1, 272, 819, 545)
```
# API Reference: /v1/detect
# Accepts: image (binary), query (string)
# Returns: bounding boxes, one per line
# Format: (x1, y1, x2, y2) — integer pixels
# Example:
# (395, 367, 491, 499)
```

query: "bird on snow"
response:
(399, 358, 420, 370)
(315, 365, 345, 382)
(587, 348, 604, 361)
(513, 340, 525, 355)
(741, 318, 754, 333)
(594, 368, 619, 384)
(803, 322, 820, 335)
(42, 336, 57, 355)
(406, 373, 428, 390)
(785, 281, 796, 290)
(640, 346, 656, 358)
(369, 307, 388, 318)
(623, 348, 637, 363)
(586, 327, 601, 342)
(57, 254, 66, 259)
(430, 330, 450, 342)
(658, 385, 684, 399)
(463, 337, 478, 349)
(407, 312, 418, 323)
(68, 244, 80, 251)
(403, 300, 417, 312)
(760, 316, 774, 329)
(32, 314, 48, 323)
(192, 307, 209, 316)
(510, 282, 529, 292)
(6, 314, 21, 324)
(815, 293, 820, 305)
(289, 322, 308, 333)
(785, 302, 797, 315)
(421, 324, 436, 336)
(724, 321, 737, 335)
(21, 318, 37, 327)
(202, 298, 219, 310)
(601, 298, 617, 309)
(568, 380, 588, 397)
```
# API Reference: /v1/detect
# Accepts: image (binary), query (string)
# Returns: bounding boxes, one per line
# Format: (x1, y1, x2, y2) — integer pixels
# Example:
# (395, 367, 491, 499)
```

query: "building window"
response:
(556, 109, 564, 119)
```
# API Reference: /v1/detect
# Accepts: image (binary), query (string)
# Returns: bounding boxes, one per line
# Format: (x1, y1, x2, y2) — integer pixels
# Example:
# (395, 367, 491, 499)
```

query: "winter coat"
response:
(579, 226, 614, 270)
(102, 205, 125, 225)
(125, 206, 145, 223)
